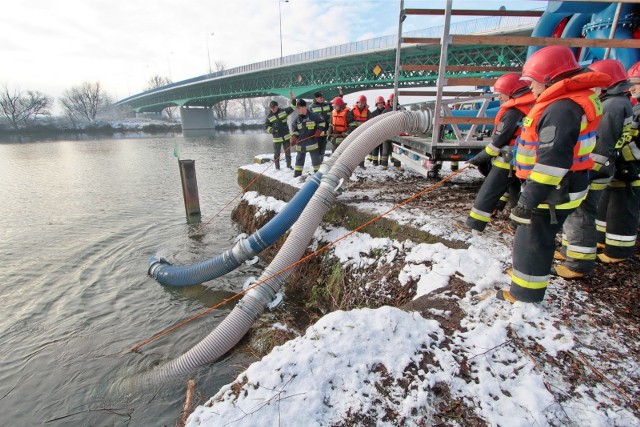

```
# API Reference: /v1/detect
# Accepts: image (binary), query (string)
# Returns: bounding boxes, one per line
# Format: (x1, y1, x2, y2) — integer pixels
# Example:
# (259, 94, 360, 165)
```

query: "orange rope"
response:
(128, 165, 469, 353)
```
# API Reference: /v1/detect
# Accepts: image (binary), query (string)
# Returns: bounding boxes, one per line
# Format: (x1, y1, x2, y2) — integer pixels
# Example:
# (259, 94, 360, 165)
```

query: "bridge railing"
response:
(117, 14, 539, 104)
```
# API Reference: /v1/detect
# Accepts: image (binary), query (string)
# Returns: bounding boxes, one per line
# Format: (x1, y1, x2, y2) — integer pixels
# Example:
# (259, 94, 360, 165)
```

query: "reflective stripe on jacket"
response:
(514, 72, 607, 181)
(265, 107, 293, 143)
(485, 92, 535, 169)
(310, 100, 332, 126)
(292, 111, 326, 150)
(489, 92, 535, 151)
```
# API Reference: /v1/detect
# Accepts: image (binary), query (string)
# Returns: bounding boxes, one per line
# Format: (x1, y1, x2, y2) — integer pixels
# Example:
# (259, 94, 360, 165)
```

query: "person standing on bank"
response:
(465, 73, 536, 232)
(594, 60, 640, 264)
(264, 100, 294, 170)
(367, 96, 387, 166)
(553, 59, 634, 278)
(498, 45, 609, 304)
(290, 98, 325, 178)
(349, 95, 370, 168)
(328, 96, 352, 153)
(309, 91, 332, 158)
(380, 93, 404, 170)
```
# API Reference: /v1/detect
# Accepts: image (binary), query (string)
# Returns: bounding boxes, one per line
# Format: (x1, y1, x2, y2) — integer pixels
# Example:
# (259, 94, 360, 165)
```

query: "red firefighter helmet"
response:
(521, 45, 581, 84)
(627, 61, 640, 83)
(331, 96, 345, 107)
(357, 95, 367, 104)
(589, 59, 628, 87)
(493, 73, 529, 97)
(388, 93, 395, 101)
(375, 95, 385, 104)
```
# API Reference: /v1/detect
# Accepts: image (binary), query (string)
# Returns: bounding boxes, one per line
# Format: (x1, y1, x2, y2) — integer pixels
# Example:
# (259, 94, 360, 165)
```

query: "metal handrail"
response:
(117, 14, 539, 105)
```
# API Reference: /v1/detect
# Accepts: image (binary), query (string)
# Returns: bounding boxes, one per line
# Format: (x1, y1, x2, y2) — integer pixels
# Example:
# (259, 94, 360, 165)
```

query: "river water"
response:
(0, 131, 273, 425)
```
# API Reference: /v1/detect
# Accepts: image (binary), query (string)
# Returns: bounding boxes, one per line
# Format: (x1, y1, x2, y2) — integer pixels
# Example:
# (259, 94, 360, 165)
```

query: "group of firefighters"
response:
(264, 89, 401, 178)
(464, 45, 640, 304)
(265, 44, 640, 305)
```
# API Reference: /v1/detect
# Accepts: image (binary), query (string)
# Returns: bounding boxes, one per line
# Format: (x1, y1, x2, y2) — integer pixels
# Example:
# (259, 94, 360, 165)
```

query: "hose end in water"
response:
(148, 255, 170, 277)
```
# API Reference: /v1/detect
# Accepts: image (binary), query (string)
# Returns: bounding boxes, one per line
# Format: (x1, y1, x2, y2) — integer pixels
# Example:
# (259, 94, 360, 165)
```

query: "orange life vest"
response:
(351, 105, 369, 123)
(331, 107, 350, 133)
(514, 71, 608, 179)
(494, 91, 536, 147)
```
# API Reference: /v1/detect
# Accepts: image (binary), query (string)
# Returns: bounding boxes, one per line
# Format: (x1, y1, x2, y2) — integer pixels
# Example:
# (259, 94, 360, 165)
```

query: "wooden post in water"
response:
(178, 159, 201, 222)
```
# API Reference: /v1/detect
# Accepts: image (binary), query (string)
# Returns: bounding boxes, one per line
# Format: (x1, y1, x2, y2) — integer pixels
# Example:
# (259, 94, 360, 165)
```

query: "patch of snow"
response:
(188, 160, 639, 426)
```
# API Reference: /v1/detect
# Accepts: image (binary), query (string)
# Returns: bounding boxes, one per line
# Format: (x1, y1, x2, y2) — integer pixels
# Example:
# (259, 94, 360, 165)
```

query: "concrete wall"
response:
(179, 106, 215, 130)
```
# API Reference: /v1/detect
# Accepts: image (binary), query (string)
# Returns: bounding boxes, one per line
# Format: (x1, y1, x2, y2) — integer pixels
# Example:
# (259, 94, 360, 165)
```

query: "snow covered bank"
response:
(187, 159, 639, 426)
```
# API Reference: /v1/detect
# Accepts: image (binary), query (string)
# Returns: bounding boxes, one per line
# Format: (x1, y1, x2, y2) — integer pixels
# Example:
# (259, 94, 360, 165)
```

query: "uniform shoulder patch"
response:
(538, 126, 556, 143)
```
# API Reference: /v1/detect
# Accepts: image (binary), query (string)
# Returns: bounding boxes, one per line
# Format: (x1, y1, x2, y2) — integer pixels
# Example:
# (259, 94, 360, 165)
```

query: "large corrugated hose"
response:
(122, 109, 432, 390)
(148, 170, 323, 287)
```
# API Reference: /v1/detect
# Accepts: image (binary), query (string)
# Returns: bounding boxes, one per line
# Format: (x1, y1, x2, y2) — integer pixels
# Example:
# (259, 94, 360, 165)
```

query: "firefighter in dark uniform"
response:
(498, 45, 609, 303)
(381, 93, 404, 169)
(553, 59, 634, 278)
(367, 96, 387, 165)
(595, 60, 640, 264)
(328, 96, 352, 153)
(465, 73, 535, 232)
(349, 95, 370, 168)
(309, 91, 332, 159)
(290, 98, 325, 178)
(264, 100, 294, 170)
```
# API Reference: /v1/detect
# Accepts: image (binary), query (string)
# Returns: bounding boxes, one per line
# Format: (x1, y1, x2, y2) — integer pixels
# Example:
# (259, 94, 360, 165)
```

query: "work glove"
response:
(314, 129, 322, 138)
(509, 203, 532, 228)
(291, 135, 298, 144)
(468, 150, 493, 166)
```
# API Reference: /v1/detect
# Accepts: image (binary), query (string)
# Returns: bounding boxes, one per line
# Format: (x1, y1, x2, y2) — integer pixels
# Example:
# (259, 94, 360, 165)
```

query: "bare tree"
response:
(239, 97, 260, 119)
(0, 85, 52, 130)
(145, 74, 172, 91)
(212, 61, 229, 120)
(212, 101, 228, 120)
(59, 81, 112, 124)
(144, 74, 177, 119)
(261, 96, 272, 115)
(261, 96, 289, 116)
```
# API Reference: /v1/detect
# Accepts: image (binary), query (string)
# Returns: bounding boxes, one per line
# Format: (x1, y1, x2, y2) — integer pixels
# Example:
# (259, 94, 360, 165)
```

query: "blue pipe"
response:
(527, 9, 572, 58)
(579, 3, 640, 70)
(529, 2, 640, 67)
(561, 13, 593, 58)
(148, 171, 323, 287)
(448, 105, 500, 131)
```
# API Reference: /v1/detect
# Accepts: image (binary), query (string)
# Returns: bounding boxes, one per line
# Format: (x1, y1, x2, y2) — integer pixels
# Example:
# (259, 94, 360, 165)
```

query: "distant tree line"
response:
(0, 61, 286, 132)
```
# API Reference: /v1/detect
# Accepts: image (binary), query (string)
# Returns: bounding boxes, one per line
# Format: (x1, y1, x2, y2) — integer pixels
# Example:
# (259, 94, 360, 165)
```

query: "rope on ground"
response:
(128, 165, 470, 353)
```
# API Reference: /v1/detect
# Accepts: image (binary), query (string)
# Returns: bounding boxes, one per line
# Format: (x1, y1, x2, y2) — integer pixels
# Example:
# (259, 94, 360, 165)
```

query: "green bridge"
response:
(115, 14, 537, 129)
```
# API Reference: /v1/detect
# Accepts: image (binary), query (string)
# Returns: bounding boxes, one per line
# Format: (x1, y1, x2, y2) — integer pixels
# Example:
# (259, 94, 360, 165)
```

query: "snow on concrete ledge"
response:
(187, 158, 639, 426)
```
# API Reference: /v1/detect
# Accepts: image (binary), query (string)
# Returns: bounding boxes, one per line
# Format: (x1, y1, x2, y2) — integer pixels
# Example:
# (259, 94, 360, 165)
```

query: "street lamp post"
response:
(278, 0, 289, 65)
(206, 32, 214, 74)
(167, 51, 174, 81)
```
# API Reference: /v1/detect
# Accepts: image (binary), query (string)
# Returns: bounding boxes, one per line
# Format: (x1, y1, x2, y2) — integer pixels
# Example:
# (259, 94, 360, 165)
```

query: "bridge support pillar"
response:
(180, 106, 215, 130)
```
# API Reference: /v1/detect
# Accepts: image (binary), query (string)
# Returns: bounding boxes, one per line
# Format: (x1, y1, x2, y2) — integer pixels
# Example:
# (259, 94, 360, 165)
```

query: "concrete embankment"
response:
(237, 165, 470, 250)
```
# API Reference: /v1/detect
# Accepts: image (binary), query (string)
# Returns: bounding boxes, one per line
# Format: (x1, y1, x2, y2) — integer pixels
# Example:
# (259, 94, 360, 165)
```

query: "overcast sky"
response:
(1, 0, 546, 103)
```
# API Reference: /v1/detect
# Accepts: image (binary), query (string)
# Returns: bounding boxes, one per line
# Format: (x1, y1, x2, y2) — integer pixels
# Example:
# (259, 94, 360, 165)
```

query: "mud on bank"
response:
(231, 170, 639, 348)
(221, 164, 639, 425)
